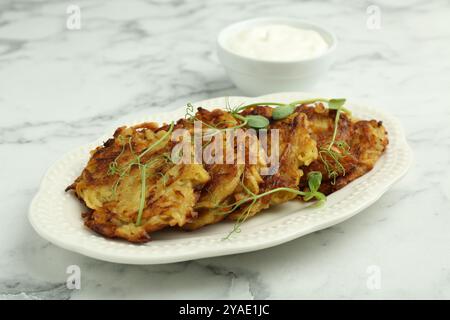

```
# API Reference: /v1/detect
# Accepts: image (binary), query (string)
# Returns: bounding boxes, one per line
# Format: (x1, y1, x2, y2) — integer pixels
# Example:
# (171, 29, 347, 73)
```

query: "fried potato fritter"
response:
(67, 123, 210, 242)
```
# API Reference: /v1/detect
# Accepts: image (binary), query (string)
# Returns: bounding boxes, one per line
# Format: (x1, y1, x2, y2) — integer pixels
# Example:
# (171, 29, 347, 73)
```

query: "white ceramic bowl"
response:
(217, 17, 337, 96)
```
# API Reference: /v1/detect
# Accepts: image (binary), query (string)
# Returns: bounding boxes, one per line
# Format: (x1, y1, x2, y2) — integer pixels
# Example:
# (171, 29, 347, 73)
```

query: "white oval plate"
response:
(28, 92, 412, 264)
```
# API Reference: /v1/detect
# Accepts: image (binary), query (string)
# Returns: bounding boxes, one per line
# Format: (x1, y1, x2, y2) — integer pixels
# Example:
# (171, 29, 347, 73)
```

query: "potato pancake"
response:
(67, 123, 210, 242)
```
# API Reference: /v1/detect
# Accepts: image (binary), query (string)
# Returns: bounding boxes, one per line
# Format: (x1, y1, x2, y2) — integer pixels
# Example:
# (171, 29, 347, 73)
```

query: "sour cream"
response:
(226, 24, 329, 61)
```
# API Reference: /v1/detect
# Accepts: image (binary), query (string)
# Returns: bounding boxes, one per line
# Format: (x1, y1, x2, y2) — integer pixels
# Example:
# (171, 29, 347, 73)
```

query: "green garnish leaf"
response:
(328, 98, 346, 110)
(272, 104, 295, 120)
(307, 171, 322, 193)
(244, 115, 270, 129)
(303, 171, 326, 203)
(328, 98, 350, 114)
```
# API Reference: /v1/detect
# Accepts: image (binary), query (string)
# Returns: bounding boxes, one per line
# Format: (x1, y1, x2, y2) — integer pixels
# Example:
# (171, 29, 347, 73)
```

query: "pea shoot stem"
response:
(328, 104, 342, 151)
(136, 163, 147, 226)
(222, 172, 325, 239)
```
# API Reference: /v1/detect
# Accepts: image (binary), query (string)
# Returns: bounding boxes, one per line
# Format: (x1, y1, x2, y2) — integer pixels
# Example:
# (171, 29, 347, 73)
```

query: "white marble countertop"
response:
(1, 0, 449, 299)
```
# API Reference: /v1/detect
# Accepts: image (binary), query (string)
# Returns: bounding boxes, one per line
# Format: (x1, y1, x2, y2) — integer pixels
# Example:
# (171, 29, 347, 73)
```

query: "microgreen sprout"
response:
(222, 171, 326, 239)
(317, 98, 350, 184)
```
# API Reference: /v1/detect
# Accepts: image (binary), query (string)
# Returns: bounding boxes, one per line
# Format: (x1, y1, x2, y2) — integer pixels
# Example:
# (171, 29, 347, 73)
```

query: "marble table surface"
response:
(1, 0, 449, 300)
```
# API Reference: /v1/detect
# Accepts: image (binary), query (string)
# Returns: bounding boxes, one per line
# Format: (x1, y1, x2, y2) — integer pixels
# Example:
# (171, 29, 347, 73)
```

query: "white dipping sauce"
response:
(227, 24, 329, 61)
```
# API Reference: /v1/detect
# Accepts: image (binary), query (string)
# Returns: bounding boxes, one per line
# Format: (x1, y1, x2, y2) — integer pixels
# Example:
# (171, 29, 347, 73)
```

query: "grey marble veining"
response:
(1, 0, 449, 299)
